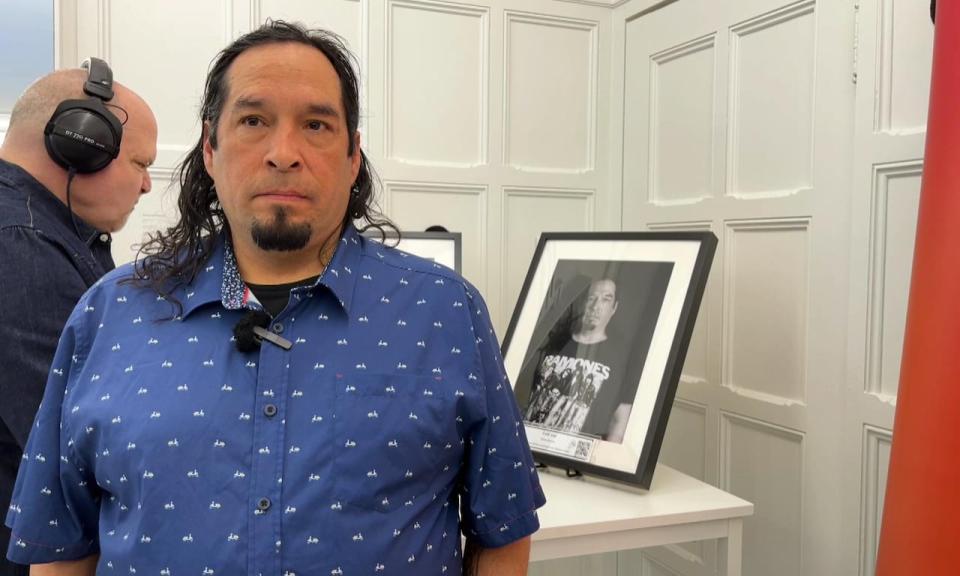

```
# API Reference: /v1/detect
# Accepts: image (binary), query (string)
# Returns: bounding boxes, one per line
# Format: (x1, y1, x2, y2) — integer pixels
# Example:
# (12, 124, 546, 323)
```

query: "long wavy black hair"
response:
(127, 20, 396, 311)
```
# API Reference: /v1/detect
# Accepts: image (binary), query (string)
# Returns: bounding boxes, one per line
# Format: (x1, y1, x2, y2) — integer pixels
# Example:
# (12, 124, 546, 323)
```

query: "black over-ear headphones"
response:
(44, 57, 123, 174)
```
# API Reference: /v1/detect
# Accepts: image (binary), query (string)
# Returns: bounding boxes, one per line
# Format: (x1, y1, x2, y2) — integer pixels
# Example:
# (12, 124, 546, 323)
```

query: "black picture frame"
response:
(363, 230, 462, 273)
(501, 231, 717, 489)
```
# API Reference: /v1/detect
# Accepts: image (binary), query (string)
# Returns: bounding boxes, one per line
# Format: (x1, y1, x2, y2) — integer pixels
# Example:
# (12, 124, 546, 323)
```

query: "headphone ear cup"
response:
(44, 99, 122, 174)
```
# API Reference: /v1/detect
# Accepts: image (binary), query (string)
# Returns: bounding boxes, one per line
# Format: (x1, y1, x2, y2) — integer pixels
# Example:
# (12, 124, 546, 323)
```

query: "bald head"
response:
(7, 69, 88, 134)
(5, 68, 152, 145)
(0, 66, 157, 233)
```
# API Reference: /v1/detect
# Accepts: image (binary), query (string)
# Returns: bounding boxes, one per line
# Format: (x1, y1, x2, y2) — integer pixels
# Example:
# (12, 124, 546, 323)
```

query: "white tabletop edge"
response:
(532, 464, 754, 540)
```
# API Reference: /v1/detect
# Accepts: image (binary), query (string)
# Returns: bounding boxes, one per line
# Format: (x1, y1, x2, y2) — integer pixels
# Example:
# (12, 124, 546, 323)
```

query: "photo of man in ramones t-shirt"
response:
(515, 260, 675, 445)
(524, 278, 636, 442)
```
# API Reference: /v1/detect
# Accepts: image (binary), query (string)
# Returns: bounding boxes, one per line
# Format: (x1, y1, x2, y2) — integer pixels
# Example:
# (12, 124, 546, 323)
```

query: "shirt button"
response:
(272, 323, 284, 334)
(98, 233, 110, 243)
(263, 404, 278, 417)
(257, 497, 271, 511)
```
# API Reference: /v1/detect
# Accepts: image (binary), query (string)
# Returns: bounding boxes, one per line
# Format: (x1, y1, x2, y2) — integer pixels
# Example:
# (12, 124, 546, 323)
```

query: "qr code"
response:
(574, 440, 591, 459)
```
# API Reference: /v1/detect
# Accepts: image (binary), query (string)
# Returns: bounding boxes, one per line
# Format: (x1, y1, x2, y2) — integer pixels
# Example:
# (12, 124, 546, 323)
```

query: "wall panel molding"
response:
(859, 425, 892, 576)
(503, 10, 598, 173)
(722, 218, 810, 405)
(384, 180, 487, 208)
(874, 0, 934, 135)
(385, 0, 489, 167)
(719, 409, 805, 486)
(726, 0, 816, 198)
(648, 33, 716, 205)
(864, 160, 923, 403)
(720, 410, 805, 576)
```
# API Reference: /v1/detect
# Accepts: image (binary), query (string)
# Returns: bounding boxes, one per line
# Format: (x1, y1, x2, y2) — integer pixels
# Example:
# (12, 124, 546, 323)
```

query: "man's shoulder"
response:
(357, 238, 493, 323)
(360, 236, 471, 290)
(81, 261, 156, 306)
(0, 169, 77, 252)
(0, 177, 36, 230)
(0, 192, 73, 266)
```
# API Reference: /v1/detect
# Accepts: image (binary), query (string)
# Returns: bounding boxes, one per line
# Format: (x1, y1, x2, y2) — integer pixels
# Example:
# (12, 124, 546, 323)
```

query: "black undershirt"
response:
(247, 275, 319, 318)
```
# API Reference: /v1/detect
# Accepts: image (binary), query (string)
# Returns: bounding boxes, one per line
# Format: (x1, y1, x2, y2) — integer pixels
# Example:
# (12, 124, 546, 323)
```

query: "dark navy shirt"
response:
(0, 158, 114, 576)
(6, 224, 545, 575)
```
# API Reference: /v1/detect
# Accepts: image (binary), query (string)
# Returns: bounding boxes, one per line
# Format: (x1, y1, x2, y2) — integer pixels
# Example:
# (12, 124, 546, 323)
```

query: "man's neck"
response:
(231, 226, 342, 285)
(572, 330, 607, 345)
(0, 144, 69, 202)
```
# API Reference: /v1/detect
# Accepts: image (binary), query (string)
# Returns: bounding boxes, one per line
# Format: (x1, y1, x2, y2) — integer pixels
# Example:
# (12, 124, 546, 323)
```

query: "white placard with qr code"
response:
(525, 425, 597, 463)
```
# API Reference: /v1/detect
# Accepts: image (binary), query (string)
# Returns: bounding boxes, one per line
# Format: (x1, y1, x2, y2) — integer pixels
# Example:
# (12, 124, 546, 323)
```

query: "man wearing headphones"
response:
(0, 62, 156, 575)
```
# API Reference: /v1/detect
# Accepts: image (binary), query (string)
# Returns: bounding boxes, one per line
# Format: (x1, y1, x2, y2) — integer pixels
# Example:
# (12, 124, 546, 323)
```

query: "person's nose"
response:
(265, 125, 303, 171)
(141, 170, 152, 195)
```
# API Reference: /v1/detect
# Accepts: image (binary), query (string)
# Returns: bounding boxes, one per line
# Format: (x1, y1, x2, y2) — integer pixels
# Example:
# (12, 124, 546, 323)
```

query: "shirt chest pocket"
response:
(332, 374, 460, 513)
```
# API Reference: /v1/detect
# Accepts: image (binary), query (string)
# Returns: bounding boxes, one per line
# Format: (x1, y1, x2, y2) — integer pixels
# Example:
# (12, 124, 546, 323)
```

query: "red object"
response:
(876, 2, 960, 574)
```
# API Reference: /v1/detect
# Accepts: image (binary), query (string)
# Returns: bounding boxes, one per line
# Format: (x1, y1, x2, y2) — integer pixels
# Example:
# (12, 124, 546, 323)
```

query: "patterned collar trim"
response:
(184, 225, 366, 317)
(220, 238, 248, 311)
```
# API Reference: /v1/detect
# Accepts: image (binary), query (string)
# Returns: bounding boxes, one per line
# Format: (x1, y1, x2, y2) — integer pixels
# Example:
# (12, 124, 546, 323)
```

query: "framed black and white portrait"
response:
(501, 232, 717, 488)
(364, 230, 462, 273)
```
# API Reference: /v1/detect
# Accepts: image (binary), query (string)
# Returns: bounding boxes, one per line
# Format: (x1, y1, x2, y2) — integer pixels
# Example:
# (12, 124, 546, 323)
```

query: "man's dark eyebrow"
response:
(306, 103, 340, 119)
(233, 97, 265, 111)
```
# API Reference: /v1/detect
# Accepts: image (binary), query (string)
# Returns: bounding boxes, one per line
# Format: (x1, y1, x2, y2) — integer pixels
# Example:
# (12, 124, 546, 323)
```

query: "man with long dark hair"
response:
(6, 21, 543, 576)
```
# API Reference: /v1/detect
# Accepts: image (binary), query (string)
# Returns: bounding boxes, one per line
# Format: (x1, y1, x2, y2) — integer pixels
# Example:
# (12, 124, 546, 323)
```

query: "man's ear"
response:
(202, 121, 215, 174)
(350, 131, 362, 180)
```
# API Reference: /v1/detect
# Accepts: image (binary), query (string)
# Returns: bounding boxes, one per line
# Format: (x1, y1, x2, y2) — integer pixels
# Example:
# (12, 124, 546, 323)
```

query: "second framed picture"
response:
(501, 231, 717, 489)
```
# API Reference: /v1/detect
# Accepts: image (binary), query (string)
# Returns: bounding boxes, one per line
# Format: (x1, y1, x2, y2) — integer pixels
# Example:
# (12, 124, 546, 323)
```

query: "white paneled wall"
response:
(613, 0, 933, 575)
(616, 0, 849, 574)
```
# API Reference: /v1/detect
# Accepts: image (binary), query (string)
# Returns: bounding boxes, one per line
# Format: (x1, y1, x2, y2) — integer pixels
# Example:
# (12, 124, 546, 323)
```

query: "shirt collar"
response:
(178, 223, 366, 319)
(320, 223, 364, 314)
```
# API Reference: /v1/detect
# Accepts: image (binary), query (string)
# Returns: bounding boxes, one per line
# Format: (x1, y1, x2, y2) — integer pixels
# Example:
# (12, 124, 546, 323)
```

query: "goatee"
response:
(251, 206, 312, 251)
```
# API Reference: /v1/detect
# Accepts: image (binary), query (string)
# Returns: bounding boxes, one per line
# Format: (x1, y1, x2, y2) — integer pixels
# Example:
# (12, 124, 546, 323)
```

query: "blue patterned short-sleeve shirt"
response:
(5, 225, 545, 575)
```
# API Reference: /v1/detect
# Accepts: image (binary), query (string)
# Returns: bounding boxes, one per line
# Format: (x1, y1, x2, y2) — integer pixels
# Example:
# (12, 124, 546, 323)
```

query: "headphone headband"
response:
(82, 57, 115, 101)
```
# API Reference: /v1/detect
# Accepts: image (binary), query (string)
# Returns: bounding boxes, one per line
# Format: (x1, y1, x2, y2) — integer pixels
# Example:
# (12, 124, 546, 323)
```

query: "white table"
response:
(531, 465, 754, 576)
